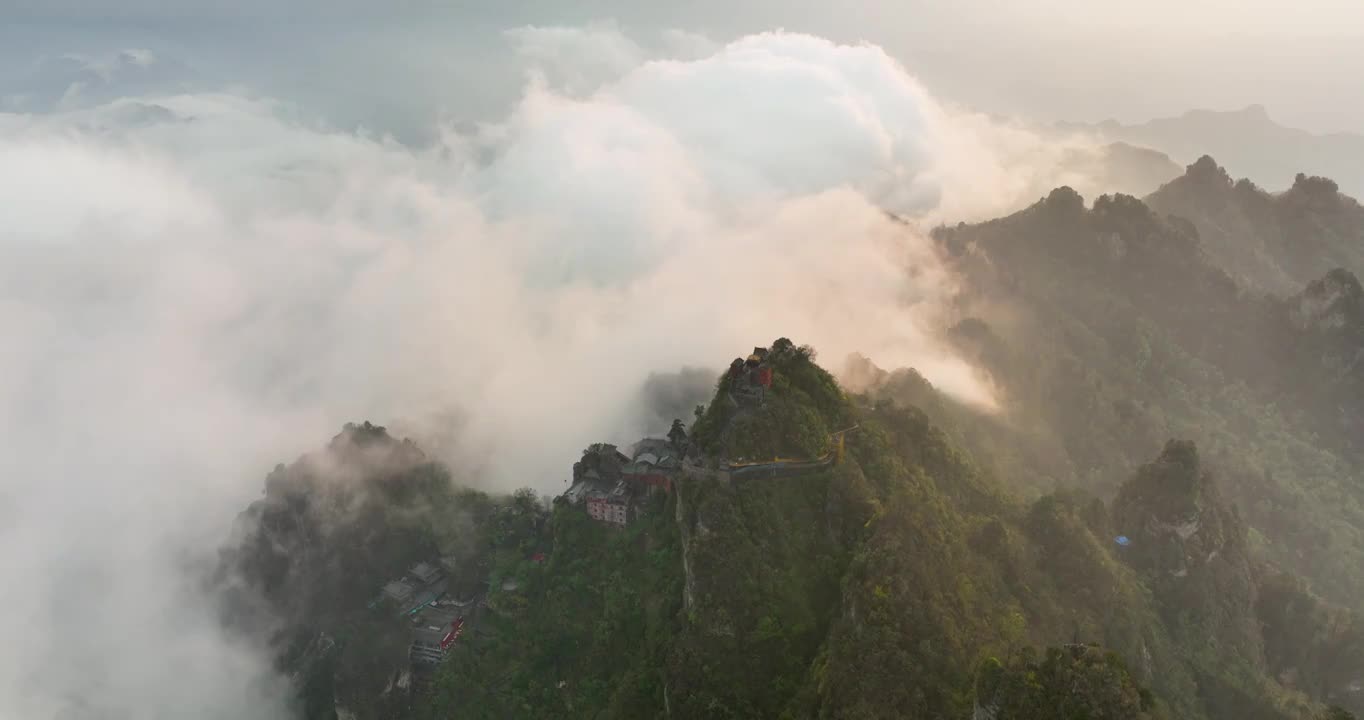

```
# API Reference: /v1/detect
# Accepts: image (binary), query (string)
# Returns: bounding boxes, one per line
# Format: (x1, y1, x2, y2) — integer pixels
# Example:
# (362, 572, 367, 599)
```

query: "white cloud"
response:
(0, 27, 1125, 716)
(506, 21, 647, 97)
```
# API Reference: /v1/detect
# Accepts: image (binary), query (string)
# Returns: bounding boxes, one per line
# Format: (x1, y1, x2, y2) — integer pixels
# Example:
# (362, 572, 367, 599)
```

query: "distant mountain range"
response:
(1065, 140, 1183, 200)
(1059, 105, 1364, 198)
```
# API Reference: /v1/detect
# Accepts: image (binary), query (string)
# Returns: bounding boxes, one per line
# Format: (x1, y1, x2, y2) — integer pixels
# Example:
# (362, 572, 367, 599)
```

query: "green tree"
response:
(668, 418, 688, 451)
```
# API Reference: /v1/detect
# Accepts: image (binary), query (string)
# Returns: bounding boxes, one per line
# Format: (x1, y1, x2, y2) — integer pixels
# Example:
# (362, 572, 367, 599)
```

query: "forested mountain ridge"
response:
(929, 180, 1364, 607)
(218, 345, 1360, 719)
(1145, 155, 1364, 294)
(211, 164, 1364, 718)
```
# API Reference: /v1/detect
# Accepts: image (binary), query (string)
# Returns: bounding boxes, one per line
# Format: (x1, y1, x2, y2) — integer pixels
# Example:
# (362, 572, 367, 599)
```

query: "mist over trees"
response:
(9, 12, 1364, 720)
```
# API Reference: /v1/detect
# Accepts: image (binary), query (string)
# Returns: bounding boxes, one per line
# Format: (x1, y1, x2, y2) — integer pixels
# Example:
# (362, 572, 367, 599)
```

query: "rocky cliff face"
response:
(1110, 440, 1292, 719)
(1112, 441, 1258, 645)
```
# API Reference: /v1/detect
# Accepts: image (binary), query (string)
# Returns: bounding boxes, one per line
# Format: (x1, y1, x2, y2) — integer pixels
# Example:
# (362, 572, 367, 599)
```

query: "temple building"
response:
(409, 606, 465, 669)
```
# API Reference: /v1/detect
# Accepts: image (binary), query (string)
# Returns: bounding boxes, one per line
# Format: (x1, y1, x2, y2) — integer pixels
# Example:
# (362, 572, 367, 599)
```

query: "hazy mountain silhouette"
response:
(1059, 105, 1364, 198)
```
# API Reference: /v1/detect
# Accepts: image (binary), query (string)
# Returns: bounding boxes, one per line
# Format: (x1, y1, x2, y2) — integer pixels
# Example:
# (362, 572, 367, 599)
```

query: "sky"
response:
(1, 3, 1362, 718)
(3, 0, 1364, 136)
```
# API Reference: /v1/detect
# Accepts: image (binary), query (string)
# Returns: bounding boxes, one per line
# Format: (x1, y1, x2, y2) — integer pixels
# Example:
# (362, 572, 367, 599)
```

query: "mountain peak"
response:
(1185, 155, 1232, 186)
(1043, 185, 1086, 214)
(1291, 171, 1341, 197)
(1113, 439, 1208, 533)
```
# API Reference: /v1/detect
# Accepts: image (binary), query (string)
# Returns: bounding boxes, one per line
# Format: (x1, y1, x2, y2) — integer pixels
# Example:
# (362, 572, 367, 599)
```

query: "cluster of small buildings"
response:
(563, 438, 683, 527)
(559, 345, 789, 525)
(379, 561, 446, 611)
(373, 559, 483, 670)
